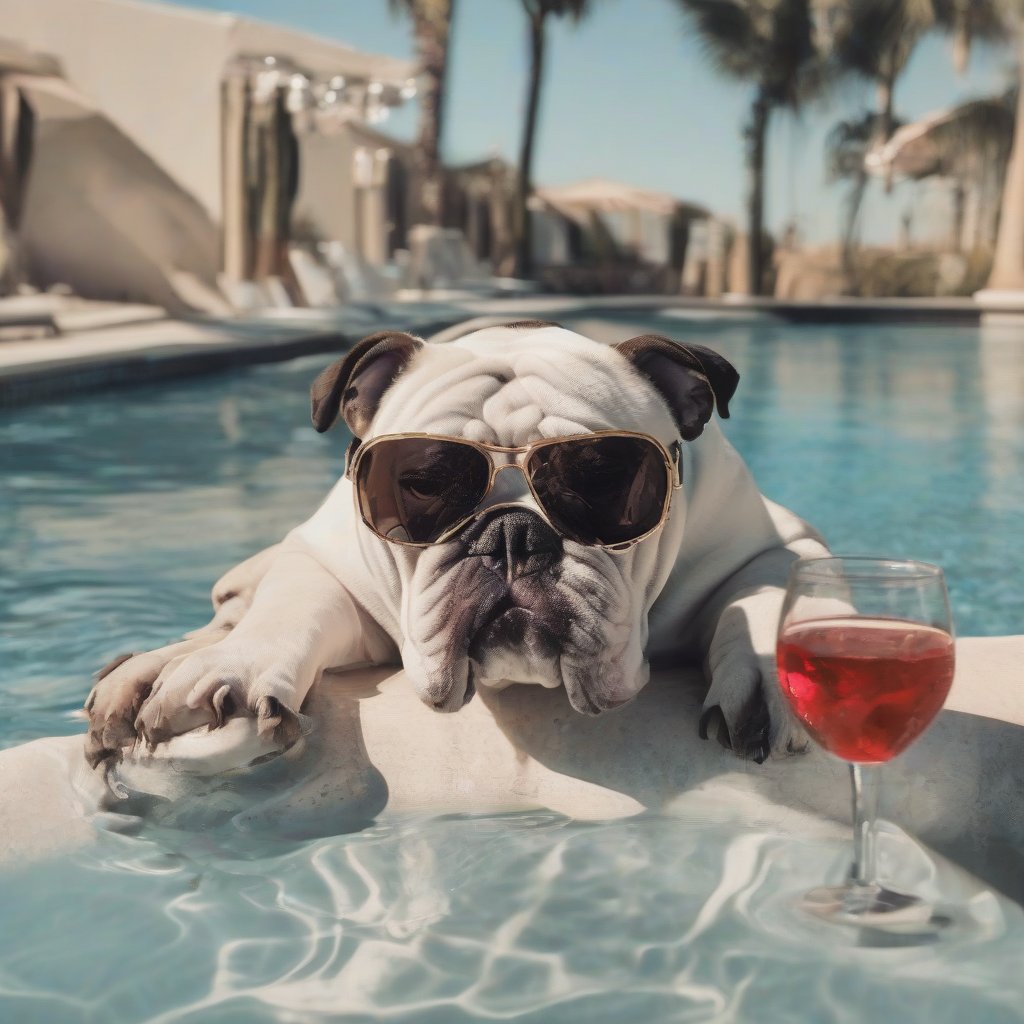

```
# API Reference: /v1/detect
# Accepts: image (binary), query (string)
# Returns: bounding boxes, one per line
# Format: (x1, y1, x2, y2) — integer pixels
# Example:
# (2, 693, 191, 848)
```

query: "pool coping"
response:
(0, 306, 465, 408)
(0, 293, 1018, 409)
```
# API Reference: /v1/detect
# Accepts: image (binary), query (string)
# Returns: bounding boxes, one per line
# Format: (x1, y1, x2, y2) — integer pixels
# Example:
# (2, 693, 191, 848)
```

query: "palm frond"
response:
(933, 0, 1015, 72)
(675, 0, 762, 80)
(916, 93, 1016, 178)
(676, 0, 822, 102)
(830, 0, 936, 82)
(524, 0, 596, 21)
(825, 112, 894, 181)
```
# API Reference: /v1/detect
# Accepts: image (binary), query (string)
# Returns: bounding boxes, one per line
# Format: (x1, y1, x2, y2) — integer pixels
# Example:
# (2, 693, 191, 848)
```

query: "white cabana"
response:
(536, 178, 707, 267)
(865, 109, 962, 181)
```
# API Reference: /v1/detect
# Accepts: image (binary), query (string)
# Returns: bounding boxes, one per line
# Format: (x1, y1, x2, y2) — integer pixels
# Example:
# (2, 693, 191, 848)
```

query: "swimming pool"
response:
(1, 316, 1022, 1021)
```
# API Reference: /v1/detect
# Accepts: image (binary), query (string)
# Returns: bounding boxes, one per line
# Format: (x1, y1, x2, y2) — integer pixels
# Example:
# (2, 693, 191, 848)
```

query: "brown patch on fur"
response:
(94, 652, 137, 682)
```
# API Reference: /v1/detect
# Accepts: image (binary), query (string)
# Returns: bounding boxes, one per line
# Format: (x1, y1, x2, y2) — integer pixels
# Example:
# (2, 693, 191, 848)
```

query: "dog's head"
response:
(310, 322, 738, 715)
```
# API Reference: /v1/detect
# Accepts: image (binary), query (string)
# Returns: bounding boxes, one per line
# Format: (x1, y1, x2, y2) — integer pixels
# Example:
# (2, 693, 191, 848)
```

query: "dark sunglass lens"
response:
(356, 438, 490, 543)
(528, 436, 669, 546)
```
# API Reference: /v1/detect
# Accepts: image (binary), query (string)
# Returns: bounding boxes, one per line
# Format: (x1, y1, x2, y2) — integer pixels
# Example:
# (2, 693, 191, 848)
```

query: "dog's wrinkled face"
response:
(310, 323, 738, 716)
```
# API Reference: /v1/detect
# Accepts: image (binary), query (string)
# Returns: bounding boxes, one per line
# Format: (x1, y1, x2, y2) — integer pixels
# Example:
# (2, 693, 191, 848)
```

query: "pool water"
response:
(1, 318, 1023, 1021)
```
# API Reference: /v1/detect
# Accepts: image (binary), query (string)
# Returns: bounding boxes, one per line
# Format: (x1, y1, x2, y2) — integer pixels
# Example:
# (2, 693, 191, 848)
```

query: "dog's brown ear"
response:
(310, 331, 422, 435)
(614, 334, 739, 441)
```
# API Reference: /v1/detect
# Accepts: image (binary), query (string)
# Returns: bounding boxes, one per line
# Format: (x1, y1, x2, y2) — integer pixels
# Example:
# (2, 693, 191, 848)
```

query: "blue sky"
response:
(156, 0, 1010, 246)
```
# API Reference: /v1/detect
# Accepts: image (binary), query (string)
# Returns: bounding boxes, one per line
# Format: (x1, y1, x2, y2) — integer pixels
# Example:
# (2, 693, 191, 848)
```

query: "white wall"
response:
(1, 0, 230, 218)
(0, 0, 413, 222)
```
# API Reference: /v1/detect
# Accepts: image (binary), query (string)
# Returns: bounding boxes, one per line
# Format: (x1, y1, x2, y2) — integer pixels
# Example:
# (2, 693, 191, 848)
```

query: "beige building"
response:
(0, 0, 417, 310)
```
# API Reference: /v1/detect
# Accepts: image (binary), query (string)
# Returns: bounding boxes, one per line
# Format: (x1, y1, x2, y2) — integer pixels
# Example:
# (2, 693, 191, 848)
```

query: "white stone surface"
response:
(1, 636, 1021, 903)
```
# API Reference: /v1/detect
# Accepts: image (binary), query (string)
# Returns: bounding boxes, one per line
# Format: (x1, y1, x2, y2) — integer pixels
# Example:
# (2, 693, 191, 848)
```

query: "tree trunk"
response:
(841, 167, 868, 291)
(986, 33, 1024, 291)
(951, 179, 966, 252)
(514, 8, 545, 280)
(412, 0, 455, 227)
(744, 91, 770, 297)
(876, 68, 895, 144)
(877, 67, 896, 193)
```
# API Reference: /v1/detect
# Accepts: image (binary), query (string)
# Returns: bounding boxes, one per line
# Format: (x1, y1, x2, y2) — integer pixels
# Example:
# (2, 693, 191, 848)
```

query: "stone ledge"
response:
(1, 634, 1021, 902)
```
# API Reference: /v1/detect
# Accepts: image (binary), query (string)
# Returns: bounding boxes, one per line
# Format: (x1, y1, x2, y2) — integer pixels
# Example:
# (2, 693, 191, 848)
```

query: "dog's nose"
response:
(464, 509, 562, 581)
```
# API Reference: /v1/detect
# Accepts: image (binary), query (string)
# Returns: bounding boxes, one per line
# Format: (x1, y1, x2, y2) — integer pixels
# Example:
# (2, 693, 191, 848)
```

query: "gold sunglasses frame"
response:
(345, 429, 683, 551)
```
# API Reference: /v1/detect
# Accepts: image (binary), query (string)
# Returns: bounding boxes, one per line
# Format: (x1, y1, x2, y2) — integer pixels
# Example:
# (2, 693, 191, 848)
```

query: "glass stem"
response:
(849, 762, 881, 887)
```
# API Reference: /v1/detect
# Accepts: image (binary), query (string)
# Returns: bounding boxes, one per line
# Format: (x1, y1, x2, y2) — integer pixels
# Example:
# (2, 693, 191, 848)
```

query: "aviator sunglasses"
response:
(345, 431, 682, 550)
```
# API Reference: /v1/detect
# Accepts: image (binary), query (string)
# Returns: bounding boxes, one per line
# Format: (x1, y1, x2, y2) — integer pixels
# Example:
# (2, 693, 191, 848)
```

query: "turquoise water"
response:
(1, 319, 1023, 1021)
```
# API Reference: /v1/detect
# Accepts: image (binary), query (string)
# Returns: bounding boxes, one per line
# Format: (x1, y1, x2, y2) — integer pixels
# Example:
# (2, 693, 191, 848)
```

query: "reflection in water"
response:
(1, 325, 1023, 1021)
(0, 813, 1020, 1021)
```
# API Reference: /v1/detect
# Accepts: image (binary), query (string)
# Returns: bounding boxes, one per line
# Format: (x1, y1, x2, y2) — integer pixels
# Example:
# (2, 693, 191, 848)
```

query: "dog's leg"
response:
(208, 543, 280, 615)
(694, 535, 829, 762)
(131, 543, 392, 753)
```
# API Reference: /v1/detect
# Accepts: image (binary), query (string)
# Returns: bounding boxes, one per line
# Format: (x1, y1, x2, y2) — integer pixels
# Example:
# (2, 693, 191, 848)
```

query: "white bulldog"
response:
(84, 321, 828, 773)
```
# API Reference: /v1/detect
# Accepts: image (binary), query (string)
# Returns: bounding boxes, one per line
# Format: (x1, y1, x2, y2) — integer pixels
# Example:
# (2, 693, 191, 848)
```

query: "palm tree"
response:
(932, 1, 1024, 290)
(826, 112, 894, 284)
(390, 0, 457, 226)
(676, 0, 821, 295)
(513, 0, 593, 280)
(830, 0, 936, 148)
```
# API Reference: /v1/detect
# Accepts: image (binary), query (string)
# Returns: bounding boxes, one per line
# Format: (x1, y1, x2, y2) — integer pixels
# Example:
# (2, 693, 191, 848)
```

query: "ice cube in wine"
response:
(776, 617, 955, 763)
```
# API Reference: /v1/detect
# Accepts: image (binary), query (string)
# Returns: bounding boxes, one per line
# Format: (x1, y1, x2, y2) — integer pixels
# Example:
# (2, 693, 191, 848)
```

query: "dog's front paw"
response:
(699, 658, 808, 763)
(134, 641, 305, 754)
(85, 645, 197, 770)
(701, 601, 809, 763)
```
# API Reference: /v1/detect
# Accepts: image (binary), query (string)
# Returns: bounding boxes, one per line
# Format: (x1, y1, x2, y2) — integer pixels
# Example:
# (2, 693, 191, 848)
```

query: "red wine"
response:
(777, 617, 955, 763)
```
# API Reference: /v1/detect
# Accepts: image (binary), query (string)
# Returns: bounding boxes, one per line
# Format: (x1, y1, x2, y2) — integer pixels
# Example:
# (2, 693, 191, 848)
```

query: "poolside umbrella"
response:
(865, 97, 1014, 250)
(864, 102, 1012, 181)
(537, 178, 708, 270)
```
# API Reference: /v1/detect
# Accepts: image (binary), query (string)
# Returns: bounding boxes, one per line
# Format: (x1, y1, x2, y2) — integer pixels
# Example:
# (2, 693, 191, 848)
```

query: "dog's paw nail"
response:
(698, 705, 731, 748)
(137, 713, 163, 750)
(84, 737, 107, 771)
(698, 705, 718, 740)
(211, 684, 235, 728)
(255, 696, 302, 749)
(255, 695, 283, 736)
(132, 682, 154, 715)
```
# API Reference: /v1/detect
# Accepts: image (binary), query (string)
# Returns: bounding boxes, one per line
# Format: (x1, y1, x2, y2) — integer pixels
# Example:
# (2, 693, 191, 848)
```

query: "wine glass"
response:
(776, 556, 956, 929)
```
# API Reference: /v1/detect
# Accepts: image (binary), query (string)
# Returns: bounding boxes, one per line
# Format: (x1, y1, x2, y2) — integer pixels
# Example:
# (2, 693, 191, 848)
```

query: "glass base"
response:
(800, 883, 952, 937)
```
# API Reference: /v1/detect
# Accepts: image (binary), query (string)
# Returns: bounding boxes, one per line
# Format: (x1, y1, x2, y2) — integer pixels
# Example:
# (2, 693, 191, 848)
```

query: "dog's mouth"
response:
(468, 594, 553, 659)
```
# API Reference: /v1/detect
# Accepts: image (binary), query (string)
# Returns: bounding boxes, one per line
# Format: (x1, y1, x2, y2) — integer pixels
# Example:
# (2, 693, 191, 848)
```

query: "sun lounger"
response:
(0, 308, 60, 337)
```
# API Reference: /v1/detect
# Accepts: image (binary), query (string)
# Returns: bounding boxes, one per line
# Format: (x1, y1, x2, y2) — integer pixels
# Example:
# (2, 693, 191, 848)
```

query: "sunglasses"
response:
(346, 430, 682, 550)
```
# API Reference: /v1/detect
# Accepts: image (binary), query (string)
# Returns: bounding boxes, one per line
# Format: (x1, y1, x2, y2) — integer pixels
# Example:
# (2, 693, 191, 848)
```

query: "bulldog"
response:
(84, 321, 829, 774)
